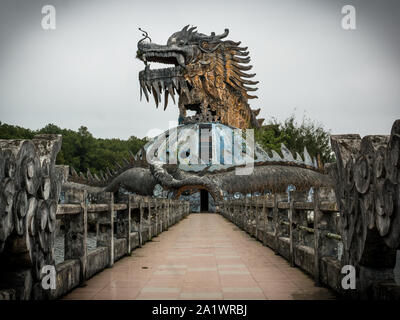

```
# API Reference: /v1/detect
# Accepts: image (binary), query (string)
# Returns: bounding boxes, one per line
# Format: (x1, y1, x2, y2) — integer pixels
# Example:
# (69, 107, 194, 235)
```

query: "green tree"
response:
(0, 122, 148, 175)
(254, 115, 334, 164)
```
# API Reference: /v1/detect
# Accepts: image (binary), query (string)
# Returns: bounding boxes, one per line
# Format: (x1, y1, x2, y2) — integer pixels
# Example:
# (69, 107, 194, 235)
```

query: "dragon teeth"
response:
(139, 75, 181, 109)
(172, 78, 180, 91)
(164, 90, 169, 110)
(140, 80, 150, 102)
(167, 83, 176, 104)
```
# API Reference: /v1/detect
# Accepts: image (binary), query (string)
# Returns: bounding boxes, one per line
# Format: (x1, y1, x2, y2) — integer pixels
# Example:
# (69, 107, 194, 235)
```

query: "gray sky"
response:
(0, 0, 399, 139)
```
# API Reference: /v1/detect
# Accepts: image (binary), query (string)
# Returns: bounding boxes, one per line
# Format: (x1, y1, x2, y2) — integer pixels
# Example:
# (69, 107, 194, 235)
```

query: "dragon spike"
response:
(303, 147, 313, 166)
(257, 118, 264, 126)
(93, 173, 100, 181)
(99, 170, 105, 180)
(232, 50, 249, 56)
(281, 143, 295, 162)
(123, 157, 130, 166)
(235, 70, 256, 78)
(295, 152, 303, 163)
(128, 150, 135, 161)
(70, 166, 78, 178)
(106, 167, 113, 177)
(115, 162, 123, 169)
(247, 94, 258, 99)
(232, 46, 247, 51)
(240, 79, 259, 85)
(312, 157, 318, 168)
(86, 169, 94, 181)
(271, 149, 282, 161)
(233, 56, 250, 64)
(188, 26, 197, 33)
(233, 63, 253, 71)
(79, 171, 86, 179)
(181, 24, 190, 32)
(242, 84, 258, 91)
(251, 108, 260, 116)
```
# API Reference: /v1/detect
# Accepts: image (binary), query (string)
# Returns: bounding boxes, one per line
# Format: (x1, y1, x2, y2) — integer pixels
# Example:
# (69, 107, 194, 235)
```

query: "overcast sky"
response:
(0, 0, 399, 139)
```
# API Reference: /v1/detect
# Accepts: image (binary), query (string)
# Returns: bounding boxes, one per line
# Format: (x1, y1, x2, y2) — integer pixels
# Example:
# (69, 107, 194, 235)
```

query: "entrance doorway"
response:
(177, 187, 215, 213)
(200, 189, 209, 212)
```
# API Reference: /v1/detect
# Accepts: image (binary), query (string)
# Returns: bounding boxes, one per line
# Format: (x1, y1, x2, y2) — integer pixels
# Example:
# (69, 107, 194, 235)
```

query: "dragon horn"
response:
(214, 28, 229, 40)
(188, 26, 197, 33)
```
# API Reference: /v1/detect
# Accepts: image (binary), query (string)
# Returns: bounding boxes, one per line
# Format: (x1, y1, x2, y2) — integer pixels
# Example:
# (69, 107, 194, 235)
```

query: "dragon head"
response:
(137, 25, 264, 129)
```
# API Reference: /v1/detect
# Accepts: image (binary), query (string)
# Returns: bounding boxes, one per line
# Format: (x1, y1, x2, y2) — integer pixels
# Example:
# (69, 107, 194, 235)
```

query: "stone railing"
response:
(0, 135, 190, 300)
(53, 188, 189, 300)
(217, 189, 400, 299)
(217, 188, 344, 292)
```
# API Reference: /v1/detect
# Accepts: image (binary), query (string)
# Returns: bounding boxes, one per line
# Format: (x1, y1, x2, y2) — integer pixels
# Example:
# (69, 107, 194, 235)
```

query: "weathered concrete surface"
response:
(114, 238, 127, 261)
(0, 269, 32, 300)
(62, 214, 336, 300)
(52, 259, 80, 299)
(86, 247, 109, 279)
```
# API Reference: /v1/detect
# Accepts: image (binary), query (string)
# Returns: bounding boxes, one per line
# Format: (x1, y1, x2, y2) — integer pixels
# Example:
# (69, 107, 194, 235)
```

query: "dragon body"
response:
(65, 26, 333, 200)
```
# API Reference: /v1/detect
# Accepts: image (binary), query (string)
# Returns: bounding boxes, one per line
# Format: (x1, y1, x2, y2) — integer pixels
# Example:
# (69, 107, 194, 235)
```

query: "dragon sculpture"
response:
(65, 26, 333, 200)
(137, 25, 262, 129)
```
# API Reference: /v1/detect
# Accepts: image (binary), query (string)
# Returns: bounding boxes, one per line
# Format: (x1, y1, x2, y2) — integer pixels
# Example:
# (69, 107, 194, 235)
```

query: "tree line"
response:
(0, 115, 333, 175)
(0, 122, 148, 175)
(254, 115, 334, 164)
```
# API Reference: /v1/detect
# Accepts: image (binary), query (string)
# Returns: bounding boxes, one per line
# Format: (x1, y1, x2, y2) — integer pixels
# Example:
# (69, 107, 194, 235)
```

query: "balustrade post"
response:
(127, 195, 132, 254)
(289, 191, 309, 268)
(255, 199, 259, 240)
(313, 187, 337, 286)
(242, 200, 246, 230)
(263, 198, 268, 246)
(167, 199, 170, 229)
(115, 196, 130, 255)
(97, 192, 114, 267)
(149, 199, 153, 239)
(273, 194, 279, 254)
(64, 189, 87, 283)
(289, 193, 294, 267)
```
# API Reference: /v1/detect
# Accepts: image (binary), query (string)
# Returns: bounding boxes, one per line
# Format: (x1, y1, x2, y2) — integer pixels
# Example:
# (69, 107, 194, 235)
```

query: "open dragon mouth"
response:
(141, 51, 185, 68)
(138, 50, 191, 110)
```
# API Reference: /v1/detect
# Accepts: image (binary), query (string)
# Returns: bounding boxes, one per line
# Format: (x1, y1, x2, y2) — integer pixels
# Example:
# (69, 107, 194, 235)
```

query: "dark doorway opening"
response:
(200, 189, 209, 212)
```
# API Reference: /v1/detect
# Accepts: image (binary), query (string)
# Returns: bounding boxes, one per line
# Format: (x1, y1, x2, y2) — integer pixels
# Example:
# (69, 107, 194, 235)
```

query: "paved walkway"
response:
(63, 213, 336, 300)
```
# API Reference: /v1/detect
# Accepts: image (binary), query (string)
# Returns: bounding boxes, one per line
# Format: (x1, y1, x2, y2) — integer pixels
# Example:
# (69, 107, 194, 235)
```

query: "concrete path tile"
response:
(65, 214, 335, 300)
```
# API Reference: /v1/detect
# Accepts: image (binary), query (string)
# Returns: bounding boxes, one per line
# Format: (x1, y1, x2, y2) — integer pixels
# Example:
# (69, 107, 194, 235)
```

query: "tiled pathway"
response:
(63, 213, 336, 300)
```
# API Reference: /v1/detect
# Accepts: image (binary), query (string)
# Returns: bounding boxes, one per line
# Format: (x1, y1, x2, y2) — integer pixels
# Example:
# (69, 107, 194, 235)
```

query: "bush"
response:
(254, 115, 334, 164)
(0, 121, 148, 175)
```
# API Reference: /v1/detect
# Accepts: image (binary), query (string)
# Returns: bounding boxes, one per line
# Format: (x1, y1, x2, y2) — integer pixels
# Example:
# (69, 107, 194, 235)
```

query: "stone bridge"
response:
(1, 120, 400, 300)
